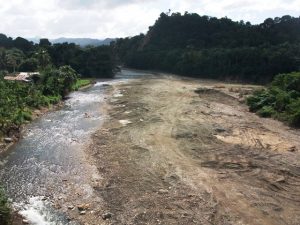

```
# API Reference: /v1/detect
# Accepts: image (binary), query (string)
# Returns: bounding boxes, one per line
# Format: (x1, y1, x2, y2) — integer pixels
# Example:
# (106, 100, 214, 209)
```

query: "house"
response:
(4, 72, 40, 82)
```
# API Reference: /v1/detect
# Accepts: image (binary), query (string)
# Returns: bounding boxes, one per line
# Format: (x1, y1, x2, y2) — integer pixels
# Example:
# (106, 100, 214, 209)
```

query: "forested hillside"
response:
(114, 12, 300, 83)
(0, 34, 114, 78)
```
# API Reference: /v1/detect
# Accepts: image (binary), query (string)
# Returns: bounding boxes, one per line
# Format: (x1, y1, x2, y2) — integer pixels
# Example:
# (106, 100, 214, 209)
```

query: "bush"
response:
(247, 72, 300, 127)
(257, 106, 276, 117)
(246, 89, 274, 112)
(46, 95, 61, 104)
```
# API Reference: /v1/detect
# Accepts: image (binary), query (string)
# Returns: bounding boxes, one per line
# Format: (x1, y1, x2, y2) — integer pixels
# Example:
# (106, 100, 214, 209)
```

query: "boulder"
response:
(79, 210, 86, 215)
(77, 204, 90, 211)
(158, 189, 169, 194)
(102, 212, 112, 220)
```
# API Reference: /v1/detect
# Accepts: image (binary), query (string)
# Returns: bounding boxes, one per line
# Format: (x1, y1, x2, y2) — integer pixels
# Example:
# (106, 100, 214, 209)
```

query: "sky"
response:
(0, 0, 299, 39)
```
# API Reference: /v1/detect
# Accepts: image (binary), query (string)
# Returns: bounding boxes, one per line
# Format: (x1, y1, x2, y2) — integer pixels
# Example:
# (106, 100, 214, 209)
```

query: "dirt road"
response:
(88, 75, 300, 225)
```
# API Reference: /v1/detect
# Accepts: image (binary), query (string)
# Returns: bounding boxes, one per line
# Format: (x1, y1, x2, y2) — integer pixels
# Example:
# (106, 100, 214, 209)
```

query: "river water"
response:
(0, 69, 151, 225)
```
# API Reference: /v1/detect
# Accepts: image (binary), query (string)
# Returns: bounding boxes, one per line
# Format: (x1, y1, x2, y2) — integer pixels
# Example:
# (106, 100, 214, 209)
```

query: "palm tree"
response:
(35, 48, 51, 69)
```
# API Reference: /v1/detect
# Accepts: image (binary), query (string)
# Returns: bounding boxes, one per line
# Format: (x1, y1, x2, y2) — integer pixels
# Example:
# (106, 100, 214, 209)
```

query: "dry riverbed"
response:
(87, 75, 299, 224)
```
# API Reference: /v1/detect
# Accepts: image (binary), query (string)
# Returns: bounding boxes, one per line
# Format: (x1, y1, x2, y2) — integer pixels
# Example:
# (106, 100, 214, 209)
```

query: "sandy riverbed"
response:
(85, 75, 300, 225)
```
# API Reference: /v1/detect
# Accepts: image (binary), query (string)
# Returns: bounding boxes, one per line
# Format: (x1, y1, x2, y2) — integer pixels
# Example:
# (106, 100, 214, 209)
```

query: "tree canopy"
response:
(114, 12, 300, 83)
(0, 34, 115, 78)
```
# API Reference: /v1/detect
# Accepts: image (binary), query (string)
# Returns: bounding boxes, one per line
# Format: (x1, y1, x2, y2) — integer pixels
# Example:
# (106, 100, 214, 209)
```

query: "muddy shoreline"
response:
(88, 76, 300, 225)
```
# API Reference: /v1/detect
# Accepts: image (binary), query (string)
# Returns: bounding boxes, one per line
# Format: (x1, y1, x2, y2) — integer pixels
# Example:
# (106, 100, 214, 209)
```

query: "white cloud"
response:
(0, 0, 299, 39)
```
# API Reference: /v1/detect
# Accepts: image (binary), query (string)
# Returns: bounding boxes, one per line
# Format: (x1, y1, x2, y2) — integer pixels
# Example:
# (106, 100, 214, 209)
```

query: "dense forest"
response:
(114, 12, 300, 83)
(0, 34, 114, 77)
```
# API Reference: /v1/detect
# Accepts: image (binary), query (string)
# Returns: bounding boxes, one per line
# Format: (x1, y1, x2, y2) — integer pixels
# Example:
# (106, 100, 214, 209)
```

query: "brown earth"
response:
(87, 75, 300, 225)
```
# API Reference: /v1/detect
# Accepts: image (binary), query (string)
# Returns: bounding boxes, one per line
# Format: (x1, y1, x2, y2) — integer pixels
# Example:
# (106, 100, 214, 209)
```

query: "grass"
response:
(72, 79, 92, 91)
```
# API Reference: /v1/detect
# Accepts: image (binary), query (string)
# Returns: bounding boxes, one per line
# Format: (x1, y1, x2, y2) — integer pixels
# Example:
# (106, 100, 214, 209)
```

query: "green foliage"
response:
(0, 65, 78, 135)
(286, 99, 300, 126)
(0, 187, 10, 225)
(257, 106, 276, 117)
(114, 13, 300, 83)
(5, 48, 24, 73)
(0, 33, 113, 139)
(72, 79, 91, 91)
(0, 80, 36, 134)
(0, 34, 115, 78)
(34, 48, 51, 69)
(247, 72, 300, 127)
(19, 58, 39, 72)
(40, 66, 79, 97)
(48, 44, 114, 78)
(39, 38, 51, 48)
(58, 65, 78, 94)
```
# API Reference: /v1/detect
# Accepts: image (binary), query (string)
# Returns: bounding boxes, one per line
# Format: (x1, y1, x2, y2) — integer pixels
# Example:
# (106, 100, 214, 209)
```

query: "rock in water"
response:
(22, 219, 29, 224)
(4, 138, 13, 143)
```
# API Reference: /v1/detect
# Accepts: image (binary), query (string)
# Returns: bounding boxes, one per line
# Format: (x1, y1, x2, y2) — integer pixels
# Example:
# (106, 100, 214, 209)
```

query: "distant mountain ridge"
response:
(27, 37, 115, 46)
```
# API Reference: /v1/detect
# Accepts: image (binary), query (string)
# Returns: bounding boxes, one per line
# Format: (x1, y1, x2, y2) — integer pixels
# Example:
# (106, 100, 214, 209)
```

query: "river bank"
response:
(88, 75, 300, 225)
(0, 79, 94, 225)
(0, 103, 64, 155)
(0, 79, 93, 156)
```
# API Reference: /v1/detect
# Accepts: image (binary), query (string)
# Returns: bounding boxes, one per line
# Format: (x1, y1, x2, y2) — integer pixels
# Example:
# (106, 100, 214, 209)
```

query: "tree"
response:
(5, 48, 24, 73)
(0, 48, 6, 70)
(114, 13, 300, 83)
(39, 38, 51, 48)
(19, 58, 39, 72)
(58, 65, 78, 95)
(35, 48, 51, 69)
(13, 37, 34, 53)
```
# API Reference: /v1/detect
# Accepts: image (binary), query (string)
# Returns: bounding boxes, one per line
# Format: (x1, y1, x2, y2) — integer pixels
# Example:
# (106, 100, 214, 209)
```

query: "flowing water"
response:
(0, 69, 152, 225)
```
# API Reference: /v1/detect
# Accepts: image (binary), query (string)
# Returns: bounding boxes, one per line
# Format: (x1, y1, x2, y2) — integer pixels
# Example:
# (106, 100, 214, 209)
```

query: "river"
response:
(0, 69, 150, 225)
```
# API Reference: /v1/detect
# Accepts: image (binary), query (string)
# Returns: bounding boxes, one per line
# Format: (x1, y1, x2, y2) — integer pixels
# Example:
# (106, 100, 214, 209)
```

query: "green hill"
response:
(115, 12, 300, 83)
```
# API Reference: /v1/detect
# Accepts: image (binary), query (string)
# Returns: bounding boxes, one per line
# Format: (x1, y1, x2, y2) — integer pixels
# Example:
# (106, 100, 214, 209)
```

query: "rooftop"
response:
(4, 72, 40, 82)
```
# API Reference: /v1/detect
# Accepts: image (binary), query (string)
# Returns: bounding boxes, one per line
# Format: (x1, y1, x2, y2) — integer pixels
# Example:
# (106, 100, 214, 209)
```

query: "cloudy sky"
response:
(0, 0, 299, 39)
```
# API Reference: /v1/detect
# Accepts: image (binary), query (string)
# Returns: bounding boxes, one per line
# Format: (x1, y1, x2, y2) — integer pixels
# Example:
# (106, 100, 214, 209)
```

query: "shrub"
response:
(257, 106, 276, 117)
(247, 72, 300, 127)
